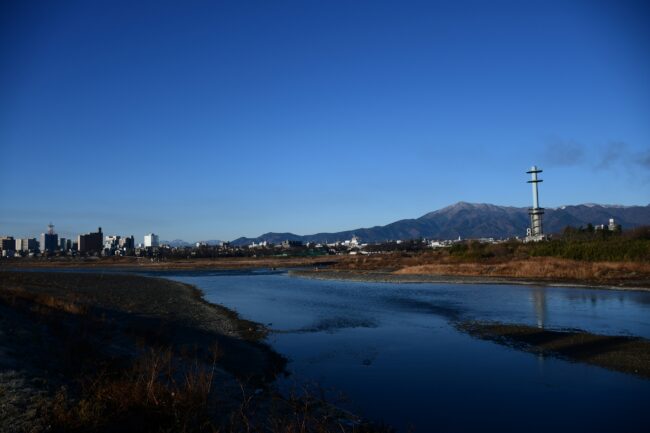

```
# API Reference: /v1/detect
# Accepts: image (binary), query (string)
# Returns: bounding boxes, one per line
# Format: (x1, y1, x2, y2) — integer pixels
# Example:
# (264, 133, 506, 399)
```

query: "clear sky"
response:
(1, 0, 649, 241)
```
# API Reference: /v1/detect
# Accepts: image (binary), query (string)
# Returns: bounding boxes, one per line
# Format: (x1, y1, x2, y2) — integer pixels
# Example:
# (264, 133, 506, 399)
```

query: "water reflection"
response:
(165, 273, 650, 433)
(532, 288, 547, 329)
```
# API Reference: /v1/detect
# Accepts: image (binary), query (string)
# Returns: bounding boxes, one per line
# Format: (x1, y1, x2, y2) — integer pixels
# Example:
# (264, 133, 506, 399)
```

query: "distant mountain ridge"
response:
(229, 202, 650, 246)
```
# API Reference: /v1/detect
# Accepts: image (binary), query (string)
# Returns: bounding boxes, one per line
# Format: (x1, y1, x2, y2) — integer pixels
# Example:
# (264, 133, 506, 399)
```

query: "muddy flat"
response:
(458, 322, 650, 379)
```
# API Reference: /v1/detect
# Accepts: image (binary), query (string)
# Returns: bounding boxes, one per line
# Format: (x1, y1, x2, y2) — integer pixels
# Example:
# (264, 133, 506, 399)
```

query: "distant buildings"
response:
(595, 218, 621, 232)
(1, 236, 15, 253)
(78, 227, 103, 254)
(15, 238, 38, 252)
(104, 235, 120, 251)
(40, 223, 59, 253)
(98, 235, 134, 256)
(144, 233, 159, 248)
(343, 235, 361, 248)
(120, 236, 135, 250)
(281, 240, 302, 248)
(609, 218, 619, 232)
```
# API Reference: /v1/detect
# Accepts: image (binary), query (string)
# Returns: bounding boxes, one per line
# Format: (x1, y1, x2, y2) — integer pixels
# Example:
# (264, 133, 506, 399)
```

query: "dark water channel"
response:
(161, 270, 650, 432)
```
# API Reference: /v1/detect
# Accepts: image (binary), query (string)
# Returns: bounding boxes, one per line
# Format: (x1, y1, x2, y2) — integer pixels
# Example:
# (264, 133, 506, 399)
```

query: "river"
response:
(160, 269, 650, 432)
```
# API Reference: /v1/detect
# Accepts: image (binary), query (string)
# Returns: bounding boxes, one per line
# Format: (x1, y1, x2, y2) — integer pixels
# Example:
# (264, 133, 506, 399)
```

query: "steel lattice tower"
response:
(526, 166, 544, 240)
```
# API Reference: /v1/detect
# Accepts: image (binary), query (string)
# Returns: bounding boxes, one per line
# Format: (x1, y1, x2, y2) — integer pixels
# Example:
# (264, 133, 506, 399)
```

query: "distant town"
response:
(0, 217, 623, 261)
(0, 222, 467, 259)
(0, 166, 629, 260)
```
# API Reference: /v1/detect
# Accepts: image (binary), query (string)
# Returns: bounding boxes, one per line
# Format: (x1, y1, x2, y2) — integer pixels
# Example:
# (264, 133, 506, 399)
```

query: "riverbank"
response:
(458, 322, 650, 379)
(6, 255, 650, 290)
(290, 256, 650, 292)
(290, 269, 650, 292)
(0, 271, 383, 433)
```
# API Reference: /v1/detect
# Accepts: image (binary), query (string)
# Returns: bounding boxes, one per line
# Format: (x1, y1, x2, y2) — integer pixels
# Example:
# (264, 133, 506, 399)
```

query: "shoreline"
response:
(0, 270, 282, 432)
(0, 269, 382, 432)
(6, 255, 649, 292)
(289, 269, 650, 292)
(458, 322, 650, 379)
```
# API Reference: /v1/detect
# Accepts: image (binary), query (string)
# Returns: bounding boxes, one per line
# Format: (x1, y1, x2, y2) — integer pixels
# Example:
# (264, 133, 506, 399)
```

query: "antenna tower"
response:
(526, 166, 544, 241)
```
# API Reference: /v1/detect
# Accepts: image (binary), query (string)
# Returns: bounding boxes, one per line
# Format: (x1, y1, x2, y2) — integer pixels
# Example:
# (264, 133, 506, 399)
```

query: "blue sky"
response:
(1, 0, 649, 241)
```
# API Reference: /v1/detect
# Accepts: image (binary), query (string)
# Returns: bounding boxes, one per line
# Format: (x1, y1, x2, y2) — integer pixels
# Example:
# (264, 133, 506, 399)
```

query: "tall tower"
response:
(526, 166, 545, 241)
(41, 222, 59, 253)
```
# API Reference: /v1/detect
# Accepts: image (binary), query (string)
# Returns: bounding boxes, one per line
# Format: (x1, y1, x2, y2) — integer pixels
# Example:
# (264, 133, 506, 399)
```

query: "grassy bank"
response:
(326, 243, 650, 288)
(393, 257, 650, 288)
(458, 322, 650, 379)
(0, 271, 388, 433)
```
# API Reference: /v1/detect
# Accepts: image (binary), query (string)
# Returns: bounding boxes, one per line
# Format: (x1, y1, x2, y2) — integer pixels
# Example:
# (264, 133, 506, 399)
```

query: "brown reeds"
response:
(394, 257, 650, 284)
(45, 346, 392, 433)
(46, 346, 220, 433)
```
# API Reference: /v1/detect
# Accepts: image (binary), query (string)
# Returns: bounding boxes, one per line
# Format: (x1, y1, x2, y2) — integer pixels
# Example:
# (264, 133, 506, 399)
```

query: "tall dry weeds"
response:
(394, 257, 650, 282)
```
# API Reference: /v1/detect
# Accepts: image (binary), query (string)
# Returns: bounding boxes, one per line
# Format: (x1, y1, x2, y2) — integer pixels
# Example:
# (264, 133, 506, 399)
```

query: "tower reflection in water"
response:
(532, 287, 547, 329)
(532, 288, 548, 369)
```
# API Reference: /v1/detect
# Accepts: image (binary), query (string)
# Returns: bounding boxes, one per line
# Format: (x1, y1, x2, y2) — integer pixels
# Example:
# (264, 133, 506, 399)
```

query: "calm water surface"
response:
(160, 270, 650, 433)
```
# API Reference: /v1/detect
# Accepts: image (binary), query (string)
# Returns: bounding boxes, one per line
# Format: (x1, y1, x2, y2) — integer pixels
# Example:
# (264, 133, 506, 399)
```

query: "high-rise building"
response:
(104, 235, 120, 249)
(78, 227, 103, 254)
(119, 235, 135, 250)
(40, 223, 59, 253)
(15, 238, 38, 252)
(0, 236, 15, 251)
(103, 235, 120, 256)
(59, 238, 67, 251)
(144, 233, 159, 248)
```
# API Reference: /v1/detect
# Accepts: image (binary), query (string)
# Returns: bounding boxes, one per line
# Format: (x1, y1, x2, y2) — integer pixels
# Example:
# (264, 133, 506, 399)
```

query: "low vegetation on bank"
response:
(391, 257, 650, 287)
(0, 271, 389, 433)
(328, 227, 650, 287)
(4, 226, 649, 289)
(458, 322, 650, 379)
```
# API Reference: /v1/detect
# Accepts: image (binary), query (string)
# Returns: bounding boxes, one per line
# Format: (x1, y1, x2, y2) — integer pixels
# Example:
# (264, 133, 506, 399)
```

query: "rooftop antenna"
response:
(526, 166, 544, 241)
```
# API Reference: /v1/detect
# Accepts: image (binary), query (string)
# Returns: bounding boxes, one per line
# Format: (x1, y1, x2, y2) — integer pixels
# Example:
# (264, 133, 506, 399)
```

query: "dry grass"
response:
(44, 346, 392, 433)
(46, 346, 220, 433)
(394, 257, 650, 284)
(2, 286, 88, 315)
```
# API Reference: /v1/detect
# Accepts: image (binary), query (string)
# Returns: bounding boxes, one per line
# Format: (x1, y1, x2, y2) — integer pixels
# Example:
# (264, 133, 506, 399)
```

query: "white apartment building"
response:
(144, 233, 159, 248)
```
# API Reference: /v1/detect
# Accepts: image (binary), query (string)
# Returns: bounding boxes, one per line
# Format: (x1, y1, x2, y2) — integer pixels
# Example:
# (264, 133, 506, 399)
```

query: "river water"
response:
(161, 269, 650, 432)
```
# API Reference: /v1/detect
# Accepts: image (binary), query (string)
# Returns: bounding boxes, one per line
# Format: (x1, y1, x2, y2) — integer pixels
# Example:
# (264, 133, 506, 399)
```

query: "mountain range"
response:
(227, 202, 650, 246)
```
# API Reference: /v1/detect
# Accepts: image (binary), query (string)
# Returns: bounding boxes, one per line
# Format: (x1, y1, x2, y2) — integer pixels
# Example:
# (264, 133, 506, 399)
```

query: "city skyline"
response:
(1, 0, 649, 240)
(3, 200, 648, 244)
